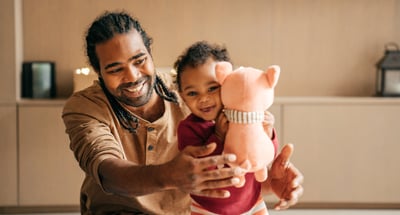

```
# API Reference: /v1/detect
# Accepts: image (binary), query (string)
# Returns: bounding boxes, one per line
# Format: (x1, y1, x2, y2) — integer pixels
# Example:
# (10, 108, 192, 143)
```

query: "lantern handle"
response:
(385, 42, 399, 51)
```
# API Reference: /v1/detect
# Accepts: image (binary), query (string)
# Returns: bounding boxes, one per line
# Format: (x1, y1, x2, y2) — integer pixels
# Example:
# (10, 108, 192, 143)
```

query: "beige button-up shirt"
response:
(62, 72, 190, 215)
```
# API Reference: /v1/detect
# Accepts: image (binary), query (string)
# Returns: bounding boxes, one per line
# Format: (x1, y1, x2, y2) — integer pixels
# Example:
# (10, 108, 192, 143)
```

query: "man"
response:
(62, 11, 303, 214)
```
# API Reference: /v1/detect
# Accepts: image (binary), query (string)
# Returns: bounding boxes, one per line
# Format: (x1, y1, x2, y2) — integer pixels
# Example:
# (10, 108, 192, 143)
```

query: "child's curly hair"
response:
(174, 41, 231, 91)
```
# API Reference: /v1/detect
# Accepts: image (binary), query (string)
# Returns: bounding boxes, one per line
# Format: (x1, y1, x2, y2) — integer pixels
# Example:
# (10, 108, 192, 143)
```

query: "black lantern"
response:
(376, 42, 400, 97)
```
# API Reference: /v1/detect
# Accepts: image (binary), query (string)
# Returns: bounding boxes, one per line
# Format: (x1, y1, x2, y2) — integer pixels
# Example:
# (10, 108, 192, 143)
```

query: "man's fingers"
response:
(190, 166, 245, 198)
(186, 144, 241, 167)
(270, 143, 294, 179)
(281, 180, 304, 201)
(274, 199, 289, 210)
(290, 165, 304, 188)
(195, 172, 242, 191)
(191, 188, 231, 198)
(277, 143, 294, 166)
(277, 163, 304, 196)
(274, 170, 304, 210)
(195, 153, 238, 169)
(200, 166, 245, 181)
(274, 184, 304, 210)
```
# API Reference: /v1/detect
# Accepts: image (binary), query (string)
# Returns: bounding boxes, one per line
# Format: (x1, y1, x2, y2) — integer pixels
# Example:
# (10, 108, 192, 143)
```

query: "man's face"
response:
(95, 30, 155, 107)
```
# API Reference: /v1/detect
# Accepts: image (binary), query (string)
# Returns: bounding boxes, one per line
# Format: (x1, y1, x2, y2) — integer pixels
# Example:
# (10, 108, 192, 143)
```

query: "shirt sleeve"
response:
(62, 93, 124, 192)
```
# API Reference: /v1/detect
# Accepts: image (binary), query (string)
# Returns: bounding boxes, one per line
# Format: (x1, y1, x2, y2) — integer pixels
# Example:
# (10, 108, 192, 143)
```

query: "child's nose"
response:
(199, 94, 210, 103)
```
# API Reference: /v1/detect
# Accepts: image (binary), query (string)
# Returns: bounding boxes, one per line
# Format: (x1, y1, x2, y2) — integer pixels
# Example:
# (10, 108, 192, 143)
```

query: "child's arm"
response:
(214, 111, 229, 142)
(263, 110, 275, 138)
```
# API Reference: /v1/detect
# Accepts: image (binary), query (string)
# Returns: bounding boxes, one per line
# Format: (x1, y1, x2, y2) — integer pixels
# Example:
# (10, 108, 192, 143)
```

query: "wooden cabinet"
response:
(18, 101, 84, 206)
(279, 97, 400, 206)
(0, 104, 18, 206)
(3, 97, 400, 209)
(0, 0, 18, 103)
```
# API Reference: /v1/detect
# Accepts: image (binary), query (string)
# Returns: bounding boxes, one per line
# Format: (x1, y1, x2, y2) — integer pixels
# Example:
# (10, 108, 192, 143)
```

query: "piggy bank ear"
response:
(215, 61, 233, 84)
(265, 65, 281, 88)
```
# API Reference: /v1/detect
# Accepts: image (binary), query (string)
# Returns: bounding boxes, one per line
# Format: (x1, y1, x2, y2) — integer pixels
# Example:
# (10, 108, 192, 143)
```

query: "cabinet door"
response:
(0, 0, 17, 102)
(18, 105, 84, 206)
(282, 104, 400, 204)
(0, 105, 17, 206)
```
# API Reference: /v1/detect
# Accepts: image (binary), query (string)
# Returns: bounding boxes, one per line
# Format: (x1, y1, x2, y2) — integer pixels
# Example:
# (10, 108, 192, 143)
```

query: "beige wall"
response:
(21, 0, 400, 98)
(1, 0, 400, 208)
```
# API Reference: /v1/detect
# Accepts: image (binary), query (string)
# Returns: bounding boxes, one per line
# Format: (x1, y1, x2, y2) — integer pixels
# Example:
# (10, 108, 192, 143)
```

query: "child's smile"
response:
(179, 58, 223, 121)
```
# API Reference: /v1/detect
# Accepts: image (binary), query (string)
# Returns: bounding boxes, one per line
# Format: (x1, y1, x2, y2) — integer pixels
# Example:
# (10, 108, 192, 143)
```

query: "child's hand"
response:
(215, 111, 229, 141)
(263, 110, 275, 138)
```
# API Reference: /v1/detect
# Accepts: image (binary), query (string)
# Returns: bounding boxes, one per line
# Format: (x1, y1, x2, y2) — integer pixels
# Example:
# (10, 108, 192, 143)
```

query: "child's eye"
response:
(187, 91, 197, 97)
(208, 85, 220, 92)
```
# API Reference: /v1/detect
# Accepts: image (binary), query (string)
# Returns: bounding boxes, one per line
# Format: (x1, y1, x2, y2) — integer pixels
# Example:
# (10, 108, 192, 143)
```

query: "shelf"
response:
(17, 98, 66, 106)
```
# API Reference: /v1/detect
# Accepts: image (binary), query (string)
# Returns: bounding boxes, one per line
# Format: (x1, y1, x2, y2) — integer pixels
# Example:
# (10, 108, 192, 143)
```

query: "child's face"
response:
(179, 58, 223, 121)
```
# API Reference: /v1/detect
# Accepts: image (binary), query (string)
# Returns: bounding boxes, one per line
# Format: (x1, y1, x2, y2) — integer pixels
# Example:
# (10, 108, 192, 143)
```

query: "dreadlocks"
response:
(87, 11, 178, 132)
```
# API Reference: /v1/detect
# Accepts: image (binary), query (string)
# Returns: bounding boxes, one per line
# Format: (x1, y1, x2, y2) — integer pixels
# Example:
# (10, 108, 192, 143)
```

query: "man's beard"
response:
(115, 75, 155, 107)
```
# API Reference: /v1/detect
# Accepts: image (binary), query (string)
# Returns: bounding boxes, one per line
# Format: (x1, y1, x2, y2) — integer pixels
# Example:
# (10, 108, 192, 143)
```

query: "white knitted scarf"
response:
(223, 109, 264, 124)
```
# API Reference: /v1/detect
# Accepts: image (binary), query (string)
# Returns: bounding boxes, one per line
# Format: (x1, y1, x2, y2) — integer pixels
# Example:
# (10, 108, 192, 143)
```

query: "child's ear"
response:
(215, 61, 233, 84)
(265, 65, 280, 88)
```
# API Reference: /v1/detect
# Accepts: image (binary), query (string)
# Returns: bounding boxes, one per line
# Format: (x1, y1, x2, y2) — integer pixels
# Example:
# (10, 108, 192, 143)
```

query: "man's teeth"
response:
(126, 85, 141, 93)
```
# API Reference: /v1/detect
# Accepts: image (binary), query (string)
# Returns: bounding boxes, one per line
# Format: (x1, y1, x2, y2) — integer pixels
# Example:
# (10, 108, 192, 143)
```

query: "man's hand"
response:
(165, 143, 246, 198)
(265, 143, 304, 210)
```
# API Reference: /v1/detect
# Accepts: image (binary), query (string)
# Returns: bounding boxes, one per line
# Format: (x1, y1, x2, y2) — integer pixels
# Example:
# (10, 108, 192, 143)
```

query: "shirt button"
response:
(147, 127, 155, 132)
(147, 145, 154, 151)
